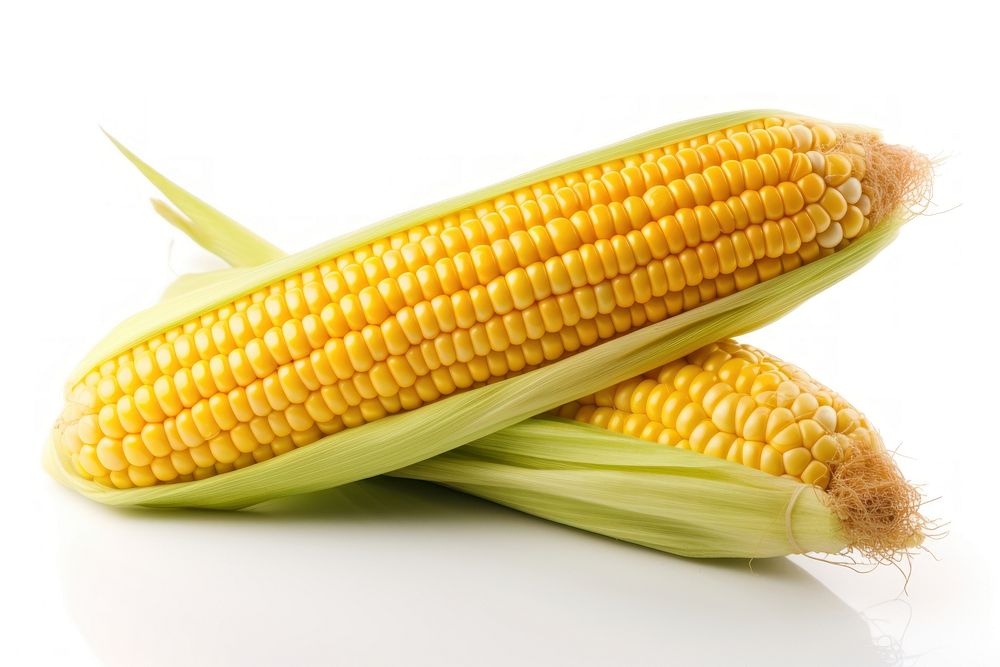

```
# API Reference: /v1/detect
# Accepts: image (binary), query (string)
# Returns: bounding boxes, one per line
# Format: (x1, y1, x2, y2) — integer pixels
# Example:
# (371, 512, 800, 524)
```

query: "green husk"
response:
(107, 136, 286, 268)
(391, 418, 846, 558)
(47, 110, 909, 510)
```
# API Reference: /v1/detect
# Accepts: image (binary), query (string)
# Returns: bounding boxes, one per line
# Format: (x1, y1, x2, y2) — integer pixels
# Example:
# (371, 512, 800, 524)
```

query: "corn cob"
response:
(555, 340, 871, 489)
(49, 110, 930, 507)
(396, 340, 925, 559)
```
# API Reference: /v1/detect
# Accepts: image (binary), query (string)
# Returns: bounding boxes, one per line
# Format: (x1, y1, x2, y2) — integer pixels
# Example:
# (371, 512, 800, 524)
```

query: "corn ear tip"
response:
(821, 430, 932, 563)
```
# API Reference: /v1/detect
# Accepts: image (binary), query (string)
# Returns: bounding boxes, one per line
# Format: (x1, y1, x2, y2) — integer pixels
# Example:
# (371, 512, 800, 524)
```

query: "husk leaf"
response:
(105, 133, 285, 268)
(391, 418, 846, 558)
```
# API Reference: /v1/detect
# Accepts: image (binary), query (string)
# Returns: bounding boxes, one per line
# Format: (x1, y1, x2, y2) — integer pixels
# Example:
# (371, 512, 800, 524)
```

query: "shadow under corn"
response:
(54, 477, 890, 667)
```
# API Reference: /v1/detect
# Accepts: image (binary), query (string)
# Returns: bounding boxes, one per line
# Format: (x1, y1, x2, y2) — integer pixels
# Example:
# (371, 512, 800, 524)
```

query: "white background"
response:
(1, 1, 996, 665)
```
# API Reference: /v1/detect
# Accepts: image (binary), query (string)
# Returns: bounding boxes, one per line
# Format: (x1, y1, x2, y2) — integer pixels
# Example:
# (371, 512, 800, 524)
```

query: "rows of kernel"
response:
(324, 116, 847, 267)
(67, 299, 701, 486)
(193, 120, 852, 354)
(556, 340, 876, 488)
(59, 118, 877, 486)
(60, 229, 834, 489)
(326, 119, 780, 264)
(278, 117, 853, 300)
(64, 210, 841, 470)
(307, 125, 872, 344)
(76, 144, 850, 428)
(62, 174, 856, 434)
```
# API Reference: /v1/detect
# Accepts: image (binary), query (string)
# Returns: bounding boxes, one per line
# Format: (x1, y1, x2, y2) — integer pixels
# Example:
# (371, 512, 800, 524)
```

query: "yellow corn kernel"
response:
(561, 339, 876, 488)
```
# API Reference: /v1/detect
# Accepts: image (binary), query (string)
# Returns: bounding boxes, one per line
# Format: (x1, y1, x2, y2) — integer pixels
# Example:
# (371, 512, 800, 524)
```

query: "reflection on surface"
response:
(58, 478, 888, 666)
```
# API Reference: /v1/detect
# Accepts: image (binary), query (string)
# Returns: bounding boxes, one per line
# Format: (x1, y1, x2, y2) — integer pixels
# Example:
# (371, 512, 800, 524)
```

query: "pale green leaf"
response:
(104, 131, 285, 267)
(392, 418, 846, 558)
